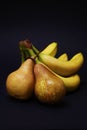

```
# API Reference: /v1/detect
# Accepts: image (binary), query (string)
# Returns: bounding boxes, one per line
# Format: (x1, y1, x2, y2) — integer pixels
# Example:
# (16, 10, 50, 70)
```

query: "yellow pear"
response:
(34, 63, 66, 104)
(6, 58, 35, 100)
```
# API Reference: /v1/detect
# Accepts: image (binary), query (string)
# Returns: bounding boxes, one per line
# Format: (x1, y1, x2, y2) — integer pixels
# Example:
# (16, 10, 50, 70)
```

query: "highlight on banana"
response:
(5, 39, 84, 104)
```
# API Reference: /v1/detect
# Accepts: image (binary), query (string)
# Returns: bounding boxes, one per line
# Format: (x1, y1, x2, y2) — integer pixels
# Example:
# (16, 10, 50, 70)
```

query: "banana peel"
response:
(38, 52, 84, 76)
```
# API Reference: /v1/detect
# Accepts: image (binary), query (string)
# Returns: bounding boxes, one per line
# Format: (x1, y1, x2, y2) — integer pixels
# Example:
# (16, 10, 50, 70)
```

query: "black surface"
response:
(0, 1, 87, 129)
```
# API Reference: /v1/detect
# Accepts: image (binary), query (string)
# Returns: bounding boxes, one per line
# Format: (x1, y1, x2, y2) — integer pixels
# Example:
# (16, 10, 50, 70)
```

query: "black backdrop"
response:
(0, 1, 87, 129)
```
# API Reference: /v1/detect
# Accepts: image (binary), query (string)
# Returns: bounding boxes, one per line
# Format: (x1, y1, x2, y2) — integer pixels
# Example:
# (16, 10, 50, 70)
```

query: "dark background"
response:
(0, 1, 87, 129)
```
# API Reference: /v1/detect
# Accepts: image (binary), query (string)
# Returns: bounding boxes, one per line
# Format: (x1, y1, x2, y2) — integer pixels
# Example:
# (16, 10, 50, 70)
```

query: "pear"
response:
(6, 58, 35, 100)
(34, 63, 66, 104)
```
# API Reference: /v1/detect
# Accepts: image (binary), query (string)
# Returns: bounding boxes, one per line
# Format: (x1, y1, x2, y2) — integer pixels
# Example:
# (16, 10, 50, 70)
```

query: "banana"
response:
(22, 43, 81, 92)
(38, 62, 80, 92)
(38, 52, 84, 76)
(57, 53, 68, 61)
(32, 42, 58, 57)
(58, 74, 80, 92)
(57, 54, 80, 91)
(40, 42, 58, 56)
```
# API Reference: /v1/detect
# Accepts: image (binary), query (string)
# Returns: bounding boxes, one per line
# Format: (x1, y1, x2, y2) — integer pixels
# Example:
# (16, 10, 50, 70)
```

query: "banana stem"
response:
(26, 47, 41, 64)
(19, 39, 41, 64)
(32, 44, 39, 54)
(26, 48, 36, 57)
(23, 47, 31, 59)
(35, 58, 41, 64)
(19, 46, 25, 63)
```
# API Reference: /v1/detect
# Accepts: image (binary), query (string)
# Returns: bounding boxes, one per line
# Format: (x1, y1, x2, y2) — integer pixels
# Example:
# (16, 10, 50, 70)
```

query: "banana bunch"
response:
(20, 41, 84, 92)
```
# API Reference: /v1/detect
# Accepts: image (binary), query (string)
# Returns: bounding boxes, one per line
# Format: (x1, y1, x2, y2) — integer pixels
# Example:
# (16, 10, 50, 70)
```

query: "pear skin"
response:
(6, 58, 35, 100)
(34, 63, 66, 104)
